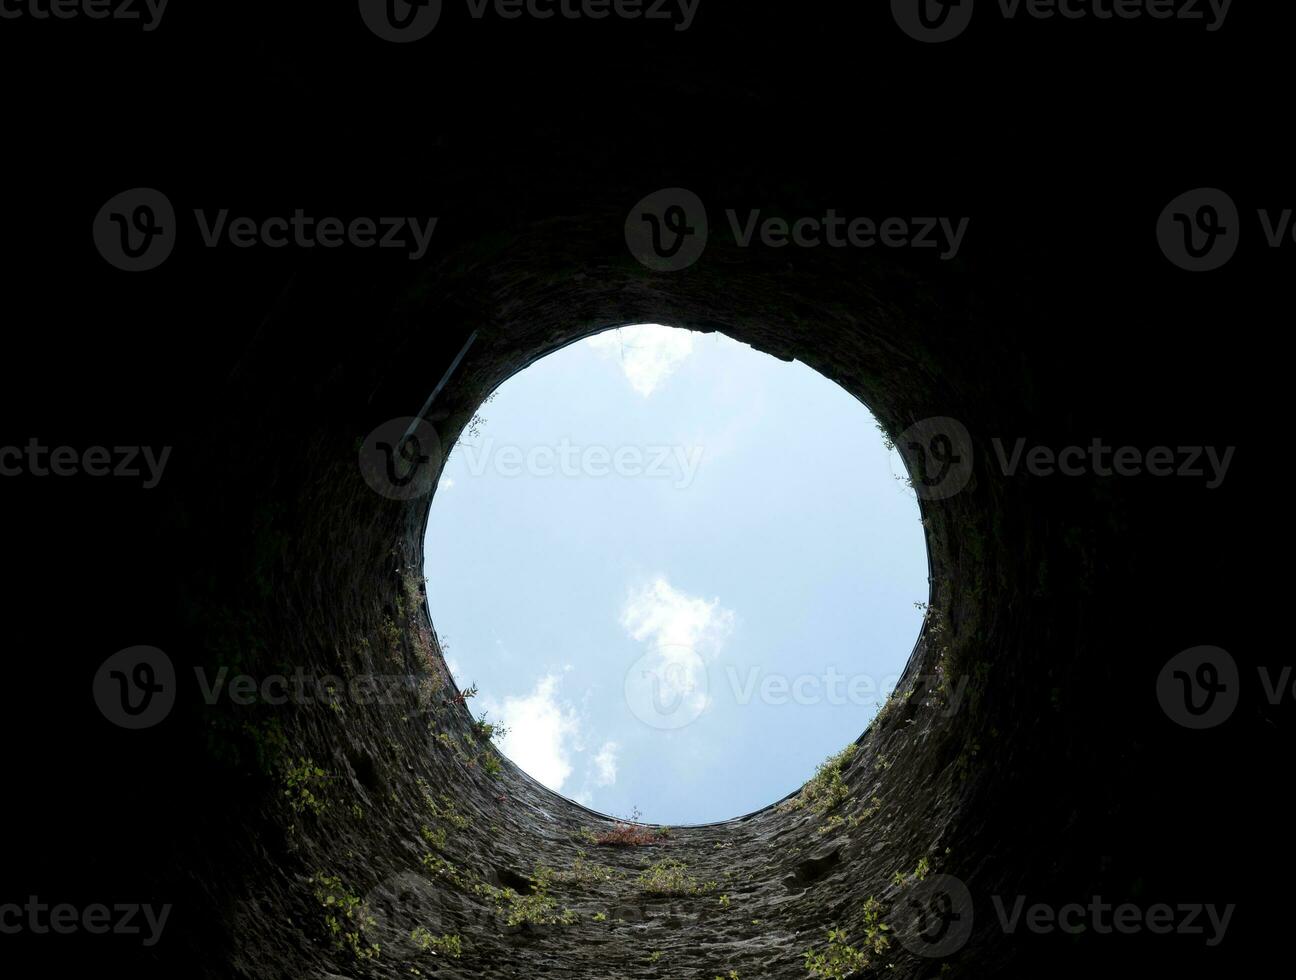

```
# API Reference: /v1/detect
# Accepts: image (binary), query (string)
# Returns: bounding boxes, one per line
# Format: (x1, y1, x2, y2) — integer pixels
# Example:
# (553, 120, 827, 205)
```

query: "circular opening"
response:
(424, 324, 929, 824)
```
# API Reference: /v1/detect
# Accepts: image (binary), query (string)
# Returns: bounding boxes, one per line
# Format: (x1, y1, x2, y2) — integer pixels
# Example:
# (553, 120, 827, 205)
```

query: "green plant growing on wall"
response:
(914, 856, 931, 881)
(804, 929, 868, 979)
(309, 872, 379, 961)
(420, 824, 447, 850)
(778, 744, 857, 817)
(637, 859, 718, 897)
(417, 674, 442, 710)
(417, 779, 470, 830)
(860, 897, 891, 954)
(818, 814, 846, 835)
(534, 857, 620, 890)
(482, 885, 577, 928)
(379, 615, 402, 658)
(804, 899, 890, 976)
(443, 683, 479, 707)
(849, 795, 883, 828)
(283, 758, 330, 816)
(472, 711, 510, 742)
(402, 570, 427, 612)
(411, 927, 462, 958)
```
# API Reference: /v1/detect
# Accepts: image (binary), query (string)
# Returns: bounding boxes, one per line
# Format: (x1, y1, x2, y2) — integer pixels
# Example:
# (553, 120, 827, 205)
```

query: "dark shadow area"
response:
(0, 3, 1282, 978)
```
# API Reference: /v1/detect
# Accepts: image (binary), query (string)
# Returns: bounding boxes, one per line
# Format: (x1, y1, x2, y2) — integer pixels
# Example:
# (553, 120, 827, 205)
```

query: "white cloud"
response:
(619, 577, 736, 720)
(586, 324, 696, 396)
(620, 576, 736, 652)
(489, 675, 582, 792)
(592, 741, 619, 787)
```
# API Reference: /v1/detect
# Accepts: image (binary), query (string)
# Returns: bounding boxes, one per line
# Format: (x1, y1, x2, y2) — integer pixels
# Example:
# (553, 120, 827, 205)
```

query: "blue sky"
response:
(423, 325, 928, 825)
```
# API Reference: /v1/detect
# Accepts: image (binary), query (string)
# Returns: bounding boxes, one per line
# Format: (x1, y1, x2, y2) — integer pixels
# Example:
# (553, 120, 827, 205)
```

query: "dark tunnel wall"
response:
(1, 4, 1285, 979)
(106, 216, 1265, 978)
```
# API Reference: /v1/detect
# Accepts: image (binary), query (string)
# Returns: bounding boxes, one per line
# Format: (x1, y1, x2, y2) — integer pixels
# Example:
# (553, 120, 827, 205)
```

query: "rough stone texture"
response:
(180, 236, 1006, 980)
